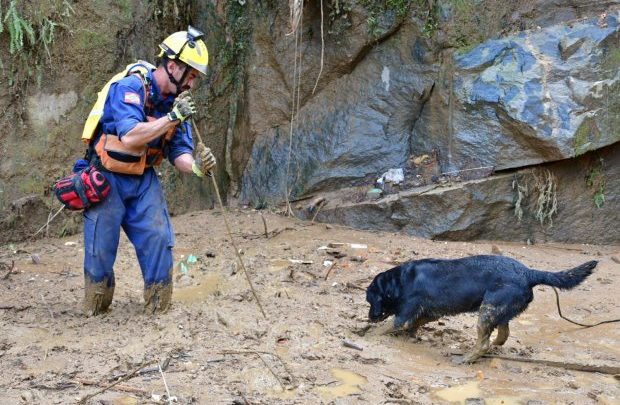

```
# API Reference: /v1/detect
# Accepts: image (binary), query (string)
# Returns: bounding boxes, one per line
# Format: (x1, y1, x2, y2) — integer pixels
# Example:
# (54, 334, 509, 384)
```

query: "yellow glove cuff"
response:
(191, 162, 205, 178)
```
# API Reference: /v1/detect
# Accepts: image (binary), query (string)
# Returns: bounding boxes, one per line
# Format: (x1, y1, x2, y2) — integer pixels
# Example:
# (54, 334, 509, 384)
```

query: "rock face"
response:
(237, 3, 619, 244)
(302, 143, 619, 244)
(240, 7, 619, 208)
(442, 12, 619, 170)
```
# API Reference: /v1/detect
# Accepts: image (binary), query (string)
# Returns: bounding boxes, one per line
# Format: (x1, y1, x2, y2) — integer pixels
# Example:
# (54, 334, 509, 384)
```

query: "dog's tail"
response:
(528, 261, 597, 290)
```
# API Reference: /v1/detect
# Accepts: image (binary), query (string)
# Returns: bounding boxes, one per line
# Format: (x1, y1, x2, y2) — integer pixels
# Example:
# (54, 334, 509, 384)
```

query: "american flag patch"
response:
(123, 92, 141, 105)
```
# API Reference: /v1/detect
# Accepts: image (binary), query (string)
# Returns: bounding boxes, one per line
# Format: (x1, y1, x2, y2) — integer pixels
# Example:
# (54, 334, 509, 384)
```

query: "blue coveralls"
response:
(84, 67, 194, 291)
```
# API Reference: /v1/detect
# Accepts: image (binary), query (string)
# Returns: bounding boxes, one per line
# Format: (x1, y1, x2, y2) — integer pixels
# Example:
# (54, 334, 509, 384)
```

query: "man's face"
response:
(169, 61, 201, 92)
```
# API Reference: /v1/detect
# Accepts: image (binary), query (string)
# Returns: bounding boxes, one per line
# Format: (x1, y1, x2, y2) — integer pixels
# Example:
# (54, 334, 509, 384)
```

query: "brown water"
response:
(315, 368, 368, 399)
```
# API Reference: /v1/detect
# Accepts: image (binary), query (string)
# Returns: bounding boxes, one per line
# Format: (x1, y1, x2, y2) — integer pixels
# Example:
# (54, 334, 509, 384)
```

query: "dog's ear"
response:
(367, 275, 385, 321)
(381, 266, 403, 301)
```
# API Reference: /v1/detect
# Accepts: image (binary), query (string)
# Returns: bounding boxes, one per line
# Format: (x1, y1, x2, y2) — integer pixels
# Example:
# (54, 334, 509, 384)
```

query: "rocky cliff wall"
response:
(0, 0, 617, 244)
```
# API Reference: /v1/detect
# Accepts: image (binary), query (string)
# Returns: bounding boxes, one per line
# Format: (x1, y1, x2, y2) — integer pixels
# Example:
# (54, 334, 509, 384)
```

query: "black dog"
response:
(366, 255, 597, 363)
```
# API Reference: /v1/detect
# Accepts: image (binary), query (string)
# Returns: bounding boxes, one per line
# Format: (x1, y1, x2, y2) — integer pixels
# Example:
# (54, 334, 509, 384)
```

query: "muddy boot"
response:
(83, 277, 115, 316)
(144, 281, 173, 314)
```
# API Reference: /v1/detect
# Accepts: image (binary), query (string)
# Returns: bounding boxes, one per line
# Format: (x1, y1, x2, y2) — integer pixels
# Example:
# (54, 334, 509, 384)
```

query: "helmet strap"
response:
(163, 60, 191, 97)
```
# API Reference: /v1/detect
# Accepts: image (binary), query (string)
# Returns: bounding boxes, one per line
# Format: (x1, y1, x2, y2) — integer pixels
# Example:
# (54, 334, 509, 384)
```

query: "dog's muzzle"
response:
(368, 312, 389, 323)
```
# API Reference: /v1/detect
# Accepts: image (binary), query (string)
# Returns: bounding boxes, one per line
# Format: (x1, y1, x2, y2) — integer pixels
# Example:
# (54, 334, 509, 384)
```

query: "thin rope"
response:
(285, 1, 304, 217)
(312, 0, 325, 95)
(552, 287, 619, 329)
(189, 117, 267, 319)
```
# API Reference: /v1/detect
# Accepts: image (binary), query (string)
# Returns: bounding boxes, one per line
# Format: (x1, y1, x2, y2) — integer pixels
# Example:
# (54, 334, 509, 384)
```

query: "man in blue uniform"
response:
(83, 26, 215, 315)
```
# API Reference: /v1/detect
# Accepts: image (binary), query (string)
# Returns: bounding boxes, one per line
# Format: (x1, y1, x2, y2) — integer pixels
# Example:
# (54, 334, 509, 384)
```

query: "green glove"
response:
(167, 91, 196, 122)
(192, 143, 216, 177)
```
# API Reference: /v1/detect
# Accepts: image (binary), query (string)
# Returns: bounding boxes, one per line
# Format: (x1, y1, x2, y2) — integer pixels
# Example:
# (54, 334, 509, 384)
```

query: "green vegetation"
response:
(216, 1, 252, 91)
(357, 0, 414, 38)
(113, 0, 132, 20)
(77, 29, 110, 52)
(327, 0, 353, 40)
(586, 158, 606, 209)
(2, 0, 35, 54)
(0, 0, 74, 83)
(511, 175, 527, 223)
(512, 169, 558, 227)
(532, 170, 557, 226)
(573, 118, 602, 156)
(601, 48, 620, 74)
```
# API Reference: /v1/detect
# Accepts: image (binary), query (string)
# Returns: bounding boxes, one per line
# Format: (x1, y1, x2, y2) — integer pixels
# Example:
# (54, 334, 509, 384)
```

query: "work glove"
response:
(191, 143, 216, 177)
(167, 91, 196, 123)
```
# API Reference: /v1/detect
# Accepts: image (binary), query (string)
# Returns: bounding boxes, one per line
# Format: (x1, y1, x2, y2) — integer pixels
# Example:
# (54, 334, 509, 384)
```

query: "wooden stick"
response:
(256, 352, 285, 389)
(220, 350, 285, 389)
(342, 339, 364, 351)
(311, 202, 324, 223)
(260, 213, 268, 238)
(158, 364, 173, 403)
(0, 305, 31, 311)
(345, 282, 366, 291)
(77, 360, 156, 403)
(324, 262, 337, 280)
(220, 349, 294, 384)
(32, 206, 65, 238)
(451, 353, 620, 375)
(74, 378, 148, 395)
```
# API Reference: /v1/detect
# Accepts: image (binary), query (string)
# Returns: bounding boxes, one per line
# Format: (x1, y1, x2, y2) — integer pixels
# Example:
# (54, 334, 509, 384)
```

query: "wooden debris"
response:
(342, 339, 364, 351)
(77, 360, 156, 403)
(451, 352, 620, 375)
(324, 262, 337, 280)
(74, 378, 147, 395)
(260, 213, 268, 238)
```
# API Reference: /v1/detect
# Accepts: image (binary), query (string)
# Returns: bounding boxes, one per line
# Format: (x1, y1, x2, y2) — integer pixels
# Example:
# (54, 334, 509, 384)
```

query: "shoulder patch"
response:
(123, 92, 141, 105)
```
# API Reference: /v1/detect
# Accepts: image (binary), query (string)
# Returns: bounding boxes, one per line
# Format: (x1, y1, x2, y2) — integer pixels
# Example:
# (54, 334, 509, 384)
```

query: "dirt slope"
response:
(0, 209, 618, 404)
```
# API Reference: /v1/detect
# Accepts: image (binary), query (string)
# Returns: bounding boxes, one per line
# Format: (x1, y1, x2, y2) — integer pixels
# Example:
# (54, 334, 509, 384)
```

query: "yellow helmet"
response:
(158, 26, 209, 75)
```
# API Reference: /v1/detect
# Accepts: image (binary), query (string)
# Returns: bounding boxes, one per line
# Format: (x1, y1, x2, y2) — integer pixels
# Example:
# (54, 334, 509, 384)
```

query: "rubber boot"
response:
(143, 280, 173, 314)
(83, 276, 115, 316)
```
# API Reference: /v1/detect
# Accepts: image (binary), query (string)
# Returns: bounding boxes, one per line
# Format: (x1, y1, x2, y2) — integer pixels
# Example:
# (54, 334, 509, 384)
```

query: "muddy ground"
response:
(0, 209, 618, 404)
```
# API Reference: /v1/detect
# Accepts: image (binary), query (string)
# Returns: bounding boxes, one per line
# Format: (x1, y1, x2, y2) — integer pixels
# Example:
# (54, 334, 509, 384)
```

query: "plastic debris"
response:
(367, 188, 383, 200)
(179, 262, 189, 274)
(379, 168, 404, 185)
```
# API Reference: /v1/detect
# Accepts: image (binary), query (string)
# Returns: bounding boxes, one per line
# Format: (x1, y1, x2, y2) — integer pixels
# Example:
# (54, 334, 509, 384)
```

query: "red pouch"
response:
(54, 166, 111, 210)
